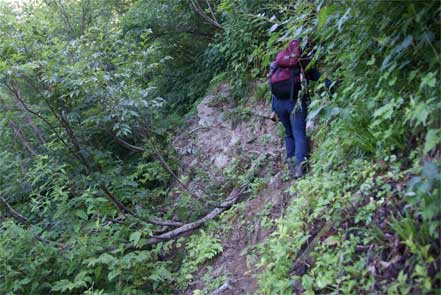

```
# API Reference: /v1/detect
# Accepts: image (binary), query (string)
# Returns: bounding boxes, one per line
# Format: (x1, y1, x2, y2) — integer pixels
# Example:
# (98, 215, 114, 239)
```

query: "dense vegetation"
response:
(0, 0, 439, 294)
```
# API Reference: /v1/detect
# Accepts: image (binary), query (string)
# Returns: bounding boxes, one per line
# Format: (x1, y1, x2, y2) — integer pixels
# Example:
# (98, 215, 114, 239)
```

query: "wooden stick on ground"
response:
(145, 189, 244, 245)
(208, 280, 232, 295)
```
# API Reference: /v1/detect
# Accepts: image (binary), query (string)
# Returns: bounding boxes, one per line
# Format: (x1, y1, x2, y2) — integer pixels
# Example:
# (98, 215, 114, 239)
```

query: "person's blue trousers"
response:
(272, 94, 308, 165)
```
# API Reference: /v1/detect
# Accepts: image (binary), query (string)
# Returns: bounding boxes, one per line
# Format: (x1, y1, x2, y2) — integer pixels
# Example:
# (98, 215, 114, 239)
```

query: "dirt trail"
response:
(173, 85, 291, 294)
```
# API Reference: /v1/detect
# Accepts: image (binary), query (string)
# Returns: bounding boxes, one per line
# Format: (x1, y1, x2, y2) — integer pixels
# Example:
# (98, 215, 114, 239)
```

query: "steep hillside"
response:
(168, 84, 440, 294)
(0, 1, 438, 294)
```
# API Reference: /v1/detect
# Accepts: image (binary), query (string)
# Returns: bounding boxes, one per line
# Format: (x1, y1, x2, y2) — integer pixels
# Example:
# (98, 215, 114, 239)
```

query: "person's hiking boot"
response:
(294, 164, 303, 179)
(287, 158, 296, 178)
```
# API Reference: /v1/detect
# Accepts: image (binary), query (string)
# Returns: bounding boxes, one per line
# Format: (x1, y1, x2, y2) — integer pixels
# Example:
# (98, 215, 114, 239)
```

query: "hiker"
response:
(269, 39, 332, 178)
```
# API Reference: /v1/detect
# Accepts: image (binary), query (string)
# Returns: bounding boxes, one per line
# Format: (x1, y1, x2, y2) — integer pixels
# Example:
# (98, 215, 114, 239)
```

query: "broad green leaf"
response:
(129, 231, 142, 246)
(108, 269, 121, 281)
(75, 210, 88, 221)
(414, 103, 429, 126)
(424, 129, 440, 154)
(374, 103, 394, 119)
(98, 253, 115, 265)
(422, 161, 438, 180)
(420, 72, 436, 89)
(318, 7, 328, 28)
(367, 55, 376, 66)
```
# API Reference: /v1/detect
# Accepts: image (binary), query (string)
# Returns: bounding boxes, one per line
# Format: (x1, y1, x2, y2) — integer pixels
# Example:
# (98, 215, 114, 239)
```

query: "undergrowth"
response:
(0, 0, 439, 294)
(256, 158, 440, 294)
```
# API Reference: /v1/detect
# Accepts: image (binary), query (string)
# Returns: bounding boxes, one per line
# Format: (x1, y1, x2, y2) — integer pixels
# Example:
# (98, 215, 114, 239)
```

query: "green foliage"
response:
(177, 230, 223, 289)
(121, 0, 215, 112)
(307, 1, 439, 165)
(257, 158, 440, 294)
(256, 160, 372, 294)
(193, 267, 228, 295)
(206, 0, 281, 96)
(0, 1, 206, 293)
(405, 161, 441, 234)
(0, 0, 439, 294)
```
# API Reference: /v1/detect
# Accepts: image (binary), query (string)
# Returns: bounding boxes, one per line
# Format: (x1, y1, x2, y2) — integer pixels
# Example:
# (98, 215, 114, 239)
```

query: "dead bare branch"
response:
(145, 188, 244, 245)
(149, 217, 185, 227)
(208, 280, 232, 295)
(187, 0, 223, 30)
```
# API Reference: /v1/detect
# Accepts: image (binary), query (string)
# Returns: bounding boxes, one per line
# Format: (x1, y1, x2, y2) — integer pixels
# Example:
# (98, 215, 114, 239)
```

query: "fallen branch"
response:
(289, 193, 368, 276)
(290, 220, 334, 275)
(145, 188, 244, 245)
(149, 217, 185, 227)
(100, 184, 185, 228)
(208, 280, 232, 295)
(96, 188, 246, 255)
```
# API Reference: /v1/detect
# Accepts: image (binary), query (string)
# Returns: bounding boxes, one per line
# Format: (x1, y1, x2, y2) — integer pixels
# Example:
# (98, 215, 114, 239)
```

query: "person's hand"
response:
(270, 112, 278, 122)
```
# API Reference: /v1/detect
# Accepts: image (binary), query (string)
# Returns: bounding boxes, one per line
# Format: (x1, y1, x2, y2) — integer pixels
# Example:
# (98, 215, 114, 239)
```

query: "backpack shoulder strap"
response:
(269, 61, 278, 94)
(290, 68, 295, 101)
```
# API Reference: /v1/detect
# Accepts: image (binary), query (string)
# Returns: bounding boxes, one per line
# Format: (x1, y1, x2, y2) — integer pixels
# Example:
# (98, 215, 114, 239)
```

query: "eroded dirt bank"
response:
(173, 85, 291, 294)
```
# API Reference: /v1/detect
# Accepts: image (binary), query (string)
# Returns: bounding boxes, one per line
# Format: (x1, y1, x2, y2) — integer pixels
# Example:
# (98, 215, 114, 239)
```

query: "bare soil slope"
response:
(173, 85, 291, 294)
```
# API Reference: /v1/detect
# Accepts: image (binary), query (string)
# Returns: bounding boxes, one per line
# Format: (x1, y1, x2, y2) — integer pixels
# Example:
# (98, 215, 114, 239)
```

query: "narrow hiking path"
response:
(172, 85, 292, 294)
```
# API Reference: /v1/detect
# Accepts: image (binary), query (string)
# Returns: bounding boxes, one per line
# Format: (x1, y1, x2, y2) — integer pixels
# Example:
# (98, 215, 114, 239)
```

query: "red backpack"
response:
(269, 39, 303, 100)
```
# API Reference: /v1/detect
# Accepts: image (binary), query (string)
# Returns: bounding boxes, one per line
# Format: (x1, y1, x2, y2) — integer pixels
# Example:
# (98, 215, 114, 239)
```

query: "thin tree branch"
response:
(6, 83, 77, 160)
(204, 0, 219, 24)
(187, 0, 223, 30)
(100, 184, 185, 228)
(112, 134, 202, 200)
(0, 196, 30, 225)
(14, 98, 47, 145)
(8, 121, 38, 156)
(149, 217, 185, 227)
(6, 84, 153, 224)
(45, 0, 75, 37)
(97, 188, 246, 256)
(99, 184, 133, 215)
(0, 196, 64, 247)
